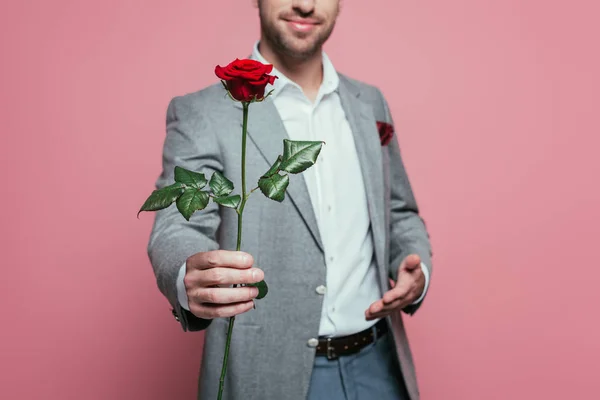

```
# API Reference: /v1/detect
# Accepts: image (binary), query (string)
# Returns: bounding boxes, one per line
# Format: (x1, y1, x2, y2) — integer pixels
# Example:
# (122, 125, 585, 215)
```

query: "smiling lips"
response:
(285, 19, 319, 32)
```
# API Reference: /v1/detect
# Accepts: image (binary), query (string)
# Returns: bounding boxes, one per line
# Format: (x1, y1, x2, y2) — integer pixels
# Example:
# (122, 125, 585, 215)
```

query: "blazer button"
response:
(315, 285, 327, 295)
(307, 338, 319, 348)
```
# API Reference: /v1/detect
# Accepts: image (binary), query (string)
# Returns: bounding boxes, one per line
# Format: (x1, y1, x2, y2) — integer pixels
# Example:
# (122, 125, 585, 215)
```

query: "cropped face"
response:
(258, 0, 340, 59)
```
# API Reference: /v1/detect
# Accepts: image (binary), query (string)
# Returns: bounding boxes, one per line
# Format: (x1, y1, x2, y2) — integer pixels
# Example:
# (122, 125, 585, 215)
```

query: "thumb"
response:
(401, 254, 421, 272)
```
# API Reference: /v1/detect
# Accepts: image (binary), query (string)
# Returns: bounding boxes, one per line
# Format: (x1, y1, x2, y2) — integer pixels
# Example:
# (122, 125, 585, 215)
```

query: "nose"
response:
(292, 0, 316, 16)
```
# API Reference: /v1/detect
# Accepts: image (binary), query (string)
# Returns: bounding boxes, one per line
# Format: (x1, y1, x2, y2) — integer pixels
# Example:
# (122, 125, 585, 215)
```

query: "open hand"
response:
(365, 254, 425, 320)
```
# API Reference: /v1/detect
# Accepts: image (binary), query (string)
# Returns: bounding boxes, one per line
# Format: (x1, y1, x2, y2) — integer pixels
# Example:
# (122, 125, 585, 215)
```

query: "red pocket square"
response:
(376, 121, 394, 146)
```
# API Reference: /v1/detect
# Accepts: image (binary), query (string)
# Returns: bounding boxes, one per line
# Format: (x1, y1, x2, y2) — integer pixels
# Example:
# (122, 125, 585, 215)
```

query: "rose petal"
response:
(215, 65, 229, 80)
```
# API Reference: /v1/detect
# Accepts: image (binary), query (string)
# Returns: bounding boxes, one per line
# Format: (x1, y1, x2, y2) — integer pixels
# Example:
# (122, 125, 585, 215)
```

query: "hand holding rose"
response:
(185, 250, 265, 319)
(141, 57, 322, 400)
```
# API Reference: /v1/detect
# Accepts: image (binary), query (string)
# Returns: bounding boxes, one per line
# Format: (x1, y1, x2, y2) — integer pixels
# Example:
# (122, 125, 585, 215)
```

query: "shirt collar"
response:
(250, 40, 339, 99)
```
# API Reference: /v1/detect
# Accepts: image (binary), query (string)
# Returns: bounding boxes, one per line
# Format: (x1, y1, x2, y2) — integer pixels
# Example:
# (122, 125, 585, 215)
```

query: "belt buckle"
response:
(326, 338, 338, 360)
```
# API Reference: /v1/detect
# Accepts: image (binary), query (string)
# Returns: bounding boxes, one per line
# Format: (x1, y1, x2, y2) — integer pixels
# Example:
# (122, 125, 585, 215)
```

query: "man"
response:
(147, 0, 433, 399)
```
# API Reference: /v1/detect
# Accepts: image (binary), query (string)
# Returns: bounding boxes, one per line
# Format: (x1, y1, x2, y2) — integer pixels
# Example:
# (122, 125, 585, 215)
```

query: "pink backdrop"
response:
(1, 1, 599, 399)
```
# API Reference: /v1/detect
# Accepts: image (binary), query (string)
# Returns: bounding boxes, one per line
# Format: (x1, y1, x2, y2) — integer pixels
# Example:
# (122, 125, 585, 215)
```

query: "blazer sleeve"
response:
(147, 95, 221, 332)
(377, 89, 433, 315)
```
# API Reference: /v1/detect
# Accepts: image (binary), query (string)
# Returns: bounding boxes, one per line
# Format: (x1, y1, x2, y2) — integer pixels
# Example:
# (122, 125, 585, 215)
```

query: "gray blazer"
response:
(147, 74, 433, 400)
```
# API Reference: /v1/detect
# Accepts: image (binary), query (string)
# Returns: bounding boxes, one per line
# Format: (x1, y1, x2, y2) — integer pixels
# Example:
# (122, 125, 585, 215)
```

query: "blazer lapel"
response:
(235, 100, 324, 253)
(337, 78, 387, 281)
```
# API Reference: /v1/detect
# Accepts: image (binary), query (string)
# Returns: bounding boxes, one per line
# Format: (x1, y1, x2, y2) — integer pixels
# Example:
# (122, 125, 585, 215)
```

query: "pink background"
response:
(1, 1, 599, 399)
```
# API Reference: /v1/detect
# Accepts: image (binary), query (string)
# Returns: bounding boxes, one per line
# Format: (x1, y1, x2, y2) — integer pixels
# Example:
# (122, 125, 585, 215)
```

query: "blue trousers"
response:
(307, 327, 410, 400)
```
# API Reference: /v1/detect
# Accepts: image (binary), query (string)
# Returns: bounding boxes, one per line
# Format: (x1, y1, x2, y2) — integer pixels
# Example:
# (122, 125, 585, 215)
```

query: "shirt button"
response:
(327, 205, 332, 212)
(329, 256, 334, 262)
(307, 338, 319, 348)
(315, 285, 327, 295)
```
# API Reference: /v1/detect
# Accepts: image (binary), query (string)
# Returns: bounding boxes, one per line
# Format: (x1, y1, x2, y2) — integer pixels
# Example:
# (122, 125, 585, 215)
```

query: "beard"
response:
(259, 8, 337, 60)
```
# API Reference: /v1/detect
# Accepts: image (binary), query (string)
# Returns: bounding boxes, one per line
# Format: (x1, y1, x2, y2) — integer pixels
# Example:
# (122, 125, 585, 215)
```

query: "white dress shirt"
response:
(176, 42, 430, 337)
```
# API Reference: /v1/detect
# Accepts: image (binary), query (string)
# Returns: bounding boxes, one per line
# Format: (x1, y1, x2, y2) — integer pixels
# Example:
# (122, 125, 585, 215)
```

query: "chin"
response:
(282, 38, 321, 58)
(285, 46, 319, 59)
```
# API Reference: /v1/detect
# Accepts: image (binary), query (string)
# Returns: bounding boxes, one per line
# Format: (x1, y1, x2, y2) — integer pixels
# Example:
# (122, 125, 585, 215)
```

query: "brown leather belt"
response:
(315, 319, 388, 360)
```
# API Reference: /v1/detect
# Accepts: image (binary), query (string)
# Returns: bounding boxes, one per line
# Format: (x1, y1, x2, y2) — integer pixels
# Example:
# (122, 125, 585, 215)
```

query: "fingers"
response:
(383, 254, 424, 313)
(365, 298, 405, 320)
(187, 250, 254, 271)
(394, 265, 425, 302)
(364, 283, 415, 320)
(382, 282, 411, 305)
(191, 286, 259, 305)
(184, 250, 264, 320)
(184, 250, 263, 288)
(401, 254, 421, 271)
(187, 266, 264, 287)
(190, 300, 255, 319)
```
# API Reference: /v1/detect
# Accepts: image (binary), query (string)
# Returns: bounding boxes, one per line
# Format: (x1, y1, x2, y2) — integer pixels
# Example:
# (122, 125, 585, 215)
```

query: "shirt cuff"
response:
(176, 262, 191, 311)
(411, 262, 430, 305)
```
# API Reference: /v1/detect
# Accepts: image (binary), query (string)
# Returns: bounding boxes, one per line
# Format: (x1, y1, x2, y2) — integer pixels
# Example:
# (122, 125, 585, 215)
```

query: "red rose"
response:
(215, 59, 278, 102)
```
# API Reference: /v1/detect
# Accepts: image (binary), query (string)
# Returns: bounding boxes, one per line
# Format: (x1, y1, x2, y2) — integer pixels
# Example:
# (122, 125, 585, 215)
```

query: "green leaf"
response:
(279, 139, 324, 174)
(258, 173, 289, 202)
(248, 280, 268, 300)
(176, 188, 210, 221)
(209, 171, 234, 197)
(138, 183, 185, 217)
(261, 155, 282, 178)
(214, 195, 241, 209)
(174, 166, 207, 189)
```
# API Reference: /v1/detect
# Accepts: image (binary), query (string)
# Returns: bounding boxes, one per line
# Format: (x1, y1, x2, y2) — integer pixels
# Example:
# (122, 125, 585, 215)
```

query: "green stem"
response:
(236, 102, 249, 250)
(217, 101, 250, 400)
